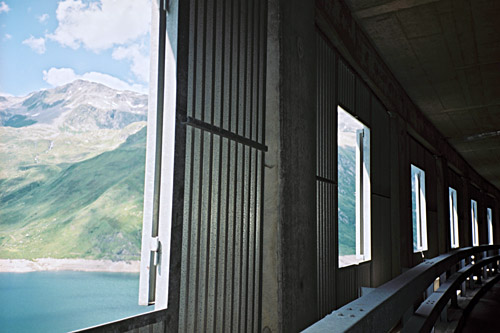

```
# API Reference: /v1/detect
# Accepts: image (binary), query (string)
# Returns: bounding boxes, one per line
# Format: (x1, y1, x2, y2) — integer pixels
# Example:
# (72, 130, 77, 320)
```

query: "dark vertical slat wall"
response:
(355, 79, 371, 126)
(179, 0, 267, 332)
(316, 181, 337, 316)
(337, 59, 356, 113)
(316, 28, 398, 312)
(316, 34, 336, 182)
(316, 33, 337, 317)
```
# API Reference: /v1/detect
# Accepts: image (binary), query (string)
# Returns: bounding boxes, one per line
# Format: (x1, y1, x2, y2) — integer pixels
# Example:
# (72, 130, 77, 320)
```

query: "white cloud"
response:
(0, 2, 10, 14)
(38, 13, 49, 23)
(48, 0, 150, 51)
(22, 36, 46, 54)
(112, 44, 149, 82)
(4, 33, 11, 40)
(43, 67, 146, 93)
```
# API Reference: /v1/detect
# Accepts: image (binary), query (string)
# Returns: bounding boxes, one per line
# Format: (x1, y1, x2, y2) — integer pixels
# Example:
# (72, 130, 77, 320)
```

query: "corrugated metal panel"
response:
(337, 266, 358, 308)
(357, 262, 371, 288)
(371, 98, 390, 198)
(316, 29, 386, 317)
(316, 180, 337, 317)
(316, 33, 336, 182)
(178, 0, 267, 332)
(336, 263, 371, 307)
(316, 33, 337, 318)
(337, 58, 356, 113)
(355, 78, 371, 126)
(187, 0, 265, 146)
(371, 195, 391, 286)
(337, 264, 372, 308)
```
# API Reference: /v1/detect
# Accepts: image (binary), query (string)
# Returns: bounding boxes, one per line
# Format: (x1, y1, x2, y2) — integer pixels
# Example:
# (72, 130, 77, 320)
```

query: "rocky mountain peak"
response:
(0, 80, 148, 130)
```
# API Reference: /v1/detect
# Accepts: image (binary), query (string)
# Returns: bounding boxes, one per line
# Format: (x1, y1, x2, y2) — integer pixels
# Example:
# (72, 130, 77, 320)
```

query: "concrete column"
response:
(398, 118, 412, 269)
(460, 177, 471, 247)
(278, 0, 318, 330)
(261, 0, 281, 330)
(435, 156, 448, 254)
(390, 114, 402, 278)
(262, 0, 318, 331)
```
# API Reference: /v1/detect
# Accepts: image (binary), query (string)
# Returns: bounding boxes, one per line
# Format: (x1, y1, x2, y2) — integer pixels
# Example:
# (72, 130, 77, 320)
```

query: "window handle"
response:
(150, 237, 161, 266)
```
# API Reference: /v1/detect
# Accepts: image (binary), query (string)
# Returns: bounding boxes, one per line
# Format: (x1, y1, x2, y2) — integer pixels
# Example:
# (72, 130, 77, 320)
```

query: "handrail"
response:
(303, 245, 500, 333)
(403, 254, 500, 332)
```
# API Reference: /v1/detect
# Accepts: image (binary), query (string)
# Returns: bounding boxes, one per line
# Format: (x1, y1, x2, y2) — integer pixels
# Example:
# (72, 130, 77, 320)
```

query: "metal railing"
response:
(304, 245, 500, 333)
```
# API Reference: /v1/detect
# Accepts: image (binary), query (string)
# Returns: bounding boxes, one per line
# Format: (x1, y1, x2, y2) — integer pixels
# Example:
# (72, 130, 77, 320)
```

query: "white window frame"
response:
(411, 165, 428, 253)
(355, 127, 371, 262)
(139, 0, 178, 309)
(449, 187, 459, 249)
(471, 199, 479, 246)
(337, 106, 371, 268)
(487, 207, 493, 245)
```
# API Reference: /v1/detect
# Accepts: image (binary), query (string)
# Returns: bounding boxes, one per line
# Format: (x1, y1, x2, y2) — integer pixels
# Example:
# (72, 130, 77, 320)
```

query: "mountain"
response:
(0, 80, 147, 130)
(0, 81, 148, 260)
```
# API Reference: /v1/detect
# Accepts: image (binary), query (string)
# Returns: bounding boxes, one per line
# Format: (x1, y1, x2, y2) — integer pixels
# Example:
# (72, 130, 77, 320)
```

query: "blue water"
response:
(0, 271, 152, 333)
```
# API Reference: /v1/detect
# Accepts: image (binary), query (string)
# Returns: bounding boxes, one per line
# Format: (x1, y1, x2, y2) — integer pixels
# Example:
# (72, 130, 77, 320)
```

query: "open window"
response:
(471, 199, 479, 246)
(138, 0, 176, 309)
(487, 207, 494, 245)
(449, 187, 459, 249)
(411, 165, 428, 253)
(338, 106, 371, 267)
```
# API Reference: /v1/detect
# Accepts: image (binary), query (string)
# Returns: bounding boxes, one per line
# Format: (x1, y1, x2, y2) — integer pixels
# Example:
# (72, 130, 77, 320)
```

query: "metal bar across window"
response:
(182, 115, 267, 152)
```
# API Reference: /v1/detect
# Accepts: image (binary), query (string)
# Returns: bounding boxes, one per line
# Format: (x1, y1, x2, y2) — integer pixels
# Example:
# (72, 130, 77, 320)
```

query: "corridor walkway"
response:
(462, 281, 500, 332)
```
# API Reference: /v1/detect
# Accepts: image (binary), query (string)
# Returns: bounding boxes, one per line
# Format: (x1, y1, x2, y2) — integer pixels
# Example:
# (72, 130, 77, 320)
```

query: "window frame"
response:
(471, 199, 479, 246)
(337, 106, 371, 268)
(411, 164, 428, 253)
(449, 187, 459, 249)
(138, 0, 178, 309)
(487, 207, 493, 245)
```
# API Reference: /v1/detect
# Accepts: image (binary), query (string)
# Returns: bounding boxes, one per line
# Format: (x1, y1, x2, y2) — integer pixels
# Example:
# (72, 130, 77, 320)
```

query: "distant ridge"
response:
(0, 81, 148, 261)
(0, 80, 147, 130)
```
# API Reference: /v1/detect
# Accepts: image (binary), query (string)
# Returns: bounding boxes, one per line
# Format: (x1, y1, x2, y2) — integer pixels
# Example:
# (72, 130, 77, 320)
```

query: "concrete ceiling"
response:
(344, 0, 500, 188)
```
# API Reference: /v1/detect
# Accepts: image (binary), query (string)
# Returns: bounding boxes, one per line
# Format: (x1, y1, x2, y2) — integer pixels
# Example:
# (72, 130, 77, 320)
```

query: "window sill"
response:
(339, 255, 371, 268)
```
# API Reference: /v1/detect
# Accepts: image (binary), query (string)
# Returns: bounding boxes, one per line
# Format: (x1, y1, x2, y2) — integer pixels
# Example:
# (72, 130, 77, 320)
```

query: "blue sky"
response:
(0, 0, 151, 96)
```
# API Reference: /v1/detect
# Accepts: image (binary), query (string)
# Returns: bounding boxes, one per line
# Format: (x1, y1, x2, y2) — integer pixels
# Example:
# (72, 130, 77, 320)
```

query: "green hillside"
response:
(0, 127, 146, 260)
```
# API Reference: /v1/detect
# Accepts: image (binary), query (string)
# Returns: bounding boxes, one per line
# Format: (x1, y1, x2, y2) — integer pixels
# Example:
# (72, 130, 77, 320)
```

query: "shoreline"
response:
(0, 258, 140, 273)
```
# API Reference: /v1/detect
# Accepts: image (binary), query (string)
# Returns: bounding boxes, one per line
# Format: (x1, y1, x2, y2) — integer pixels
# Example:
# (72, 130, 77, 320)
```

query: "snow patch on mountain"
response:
(0, 80, 147, 130)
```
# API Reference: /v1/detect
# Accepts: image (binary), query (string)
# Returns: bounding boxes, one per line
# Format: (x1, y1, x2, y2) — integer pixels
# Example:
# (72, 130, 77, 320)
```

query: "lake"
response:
(0, 271, 152, 332)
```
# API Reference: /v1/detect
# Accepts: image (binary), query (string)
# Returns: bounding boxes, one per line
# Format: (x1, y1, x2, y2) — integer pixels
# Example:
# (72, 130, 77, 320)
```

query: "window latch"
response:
(158, 0, 169, 12)
(150, 236, 160, 266)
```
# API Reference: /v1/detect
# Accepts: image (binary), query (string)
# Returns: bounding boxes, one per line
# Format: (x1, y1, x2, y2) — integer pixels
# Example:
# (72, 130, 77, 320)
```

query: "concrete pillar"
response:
(435, 156, 448, 254)
(390, 114, 402, 278)
(261, 0, 318, 331)
(278, 0, 318, 330)
(398, 119, 412, 269)
(261, 0, 281, 331)
(460, 176, 471, 247)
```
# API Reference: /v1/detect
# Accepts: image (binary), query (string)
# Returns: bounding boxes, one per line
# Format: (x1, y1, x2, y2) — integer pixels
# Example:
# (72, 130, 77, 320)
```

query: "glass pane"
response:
(487, 207, 493, 245)
(471, 200, 478, 246)
(411, 164, 427, 252)
(449, 187, 459, 248)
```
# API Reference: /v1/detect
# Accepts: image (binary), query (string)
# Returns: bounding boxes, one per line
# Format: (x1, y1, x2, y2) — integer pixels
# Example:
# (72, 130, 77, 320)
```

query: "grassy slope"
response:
(0, 127, 146, 260)
(338, 145, 356, 256)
